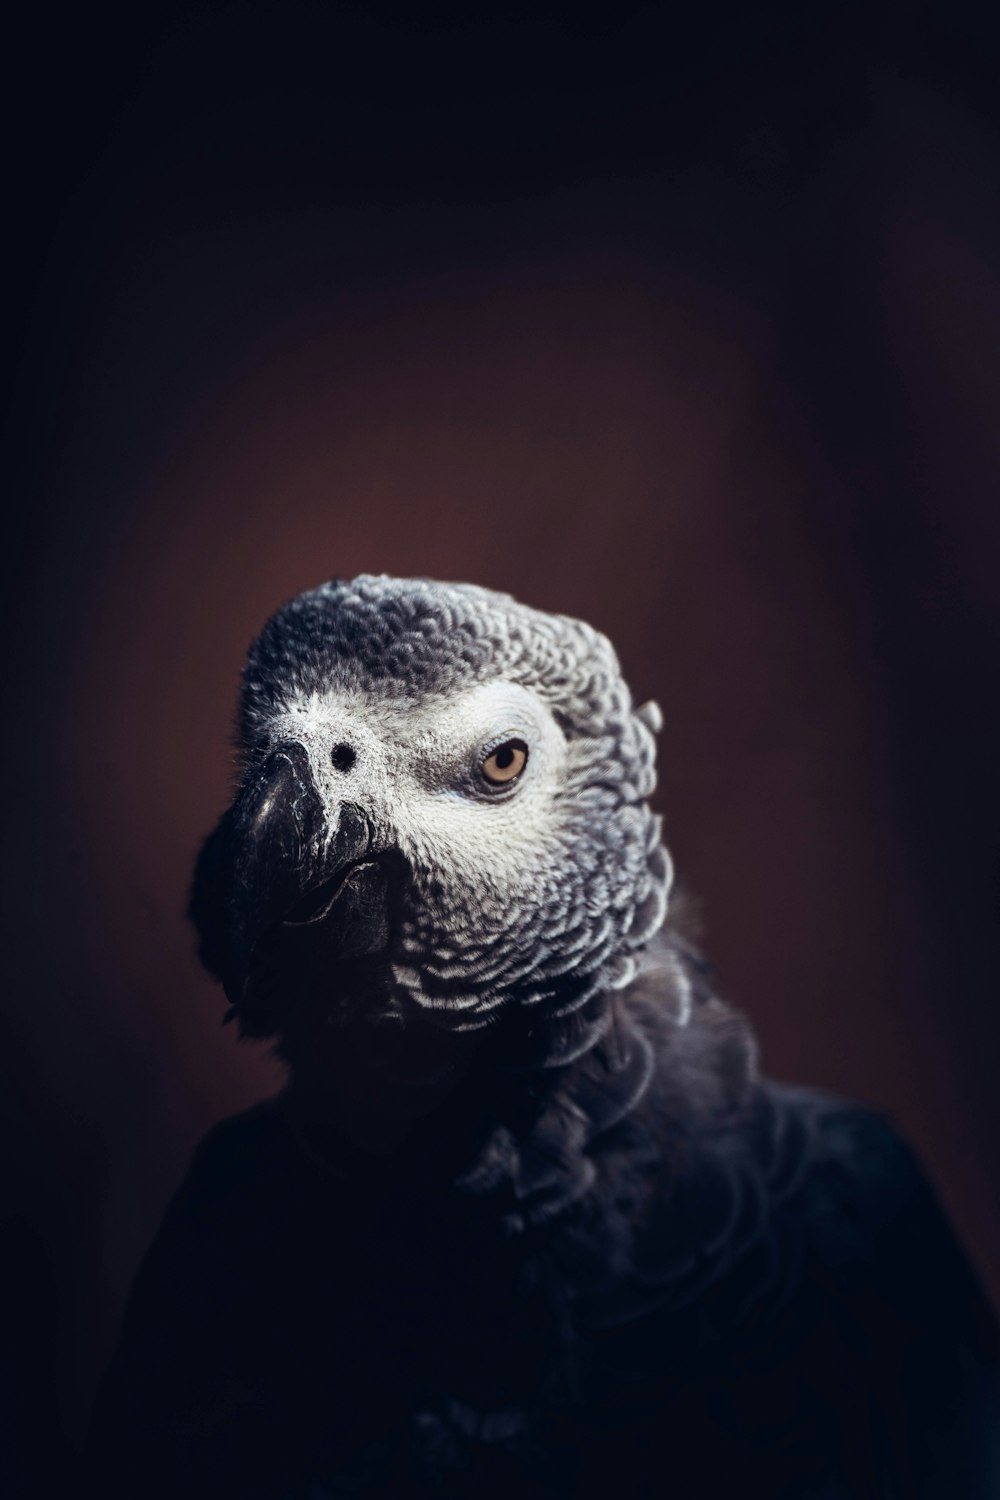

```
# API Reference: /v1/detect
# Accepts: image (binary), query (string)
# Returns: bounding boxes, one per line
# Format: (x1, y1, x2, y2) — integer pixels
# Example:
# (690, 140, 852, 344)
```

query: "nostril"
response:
(330, 743, 356, 773)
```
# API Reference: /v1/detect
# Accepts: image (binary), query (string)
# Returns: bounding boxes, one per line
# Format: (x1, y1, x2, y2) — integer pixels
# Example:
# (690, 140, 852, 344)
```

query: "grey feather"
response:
(88, 575, 999, 1500)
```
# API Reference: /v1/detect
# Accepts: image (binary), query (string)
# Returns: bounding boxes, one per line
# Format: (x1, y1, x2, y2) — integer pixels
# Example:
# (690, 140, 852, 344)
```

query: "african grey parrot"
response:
(87, 575, 1000, 1499)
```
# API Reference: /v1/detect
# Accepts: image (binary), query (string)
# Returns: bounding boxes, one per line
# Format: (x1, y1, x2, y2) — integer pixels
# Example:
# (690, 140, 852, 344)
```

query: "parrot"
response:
(86, 575, 1000, 1499)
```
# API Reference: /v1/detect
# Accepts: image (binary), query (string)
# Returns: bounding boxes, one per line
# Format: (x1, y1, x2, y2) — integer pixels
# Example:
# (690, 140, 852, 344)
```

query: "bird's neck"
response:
(281, 924, 754, 1227)
(283, 1011, 489, 1164)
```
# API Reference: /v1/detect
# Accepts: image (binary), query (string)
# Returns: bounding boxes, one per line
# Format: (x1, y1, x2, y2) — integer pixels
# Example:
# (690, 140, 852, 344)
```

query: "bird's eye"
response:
(481, 738, 528, 786)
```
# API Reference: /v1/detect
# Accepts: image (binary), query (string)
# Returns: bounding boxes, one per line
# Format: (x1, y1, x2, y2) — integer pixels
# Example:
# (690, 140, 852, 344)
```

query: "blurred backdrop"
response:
(4, 2, 1000, 1490)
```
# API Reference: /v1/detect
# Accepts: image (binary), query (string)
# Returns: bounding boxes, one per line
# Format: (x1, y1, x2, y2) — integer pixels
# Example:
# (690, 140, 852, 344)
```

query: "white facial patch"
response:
(269, 679, 567, 880)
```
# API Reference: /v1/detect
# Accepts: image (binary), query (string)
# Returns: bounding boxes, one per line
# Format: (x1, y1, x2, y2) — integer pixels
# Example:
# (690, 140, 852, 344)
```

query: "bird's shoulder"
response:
(116, 1098, 325, 1325)
(763, 1084, 996, 1345)
(152, 1098, 305, 1237)
(761, 1084, 973, 1271)
(759, 1080, 926, 1235)
(574, 1077, 996, 1360)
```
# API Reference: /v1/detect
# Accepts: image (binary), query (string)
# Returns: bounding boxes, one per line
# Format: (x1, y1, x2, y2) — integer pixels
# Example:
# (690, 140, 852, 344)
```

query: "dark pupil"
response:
(494, 745, 515, 769)
(330, 743, 356, 772)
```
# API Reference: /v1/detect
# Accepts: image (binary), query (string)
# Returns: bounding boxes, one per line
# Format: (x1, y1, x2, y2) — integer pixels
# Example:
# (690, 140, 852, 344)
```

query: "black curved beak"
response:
(201, 741, 398, 1030)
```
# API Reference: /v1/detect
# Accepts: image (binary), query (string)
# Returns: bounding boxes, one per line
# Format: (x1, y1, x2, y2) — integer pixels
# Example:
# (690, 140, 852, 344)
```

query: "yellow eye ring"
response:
(481, 738, 528, 786)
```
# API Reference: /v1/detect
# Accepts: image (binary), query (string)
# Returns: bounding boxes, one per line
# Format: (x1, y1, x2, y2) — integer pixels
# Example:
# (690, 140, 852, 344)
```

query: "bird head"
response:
(190, 577, 672, 1073)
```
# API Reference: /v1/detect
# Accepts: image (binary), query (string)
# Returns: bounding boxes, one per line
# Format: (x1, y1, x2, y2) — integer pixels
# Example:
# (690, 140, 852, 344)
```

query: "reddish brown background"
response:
(4, 3, 1000, 1490)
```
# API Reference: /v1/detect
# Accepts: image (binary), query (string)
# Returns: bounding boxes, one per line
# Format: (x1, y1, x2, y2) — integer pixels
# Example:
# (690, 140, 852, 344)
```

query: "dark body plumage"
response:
(87, 578, 999, 1498)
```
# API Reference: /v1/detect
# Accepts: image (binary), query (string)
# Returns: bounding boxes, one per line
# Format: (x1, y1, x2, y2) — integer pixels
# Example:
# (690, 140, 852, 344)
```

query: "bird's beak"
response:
(218, 741, 397, 1030)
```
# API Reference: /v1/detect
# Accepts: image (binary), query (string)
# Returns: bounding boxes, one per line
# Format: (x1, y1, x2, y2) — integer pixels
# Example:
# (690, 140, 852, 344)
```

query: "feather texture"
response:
(87, 577, 1000, 1498)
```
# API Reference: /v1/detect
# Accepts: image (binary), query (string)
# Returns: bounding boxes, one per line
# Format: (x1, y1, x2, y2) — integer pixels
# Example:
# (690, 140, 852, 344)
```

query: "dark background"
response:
(4, 1, 1000, 1491)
